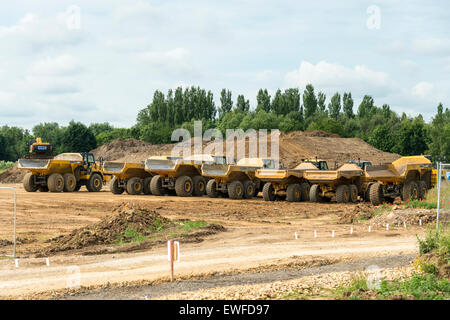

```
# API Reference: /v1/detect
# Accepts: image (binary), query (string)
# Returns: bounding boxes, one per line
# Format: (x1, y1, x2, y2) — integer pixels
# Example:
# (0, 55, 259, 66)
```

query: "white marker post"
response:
(350, 227, 353, 235)
(419, 219, 422, 226)
(14, 259, 19, 268)
(368, 225, 372, 233)
(331, 230, 335, 238)
(46, 257, 50, 267)
(403, 221, 407, 229)
(168, 240, 180, 282)
(294, 232, 298, 240)
(386, 224, 389, 231)
(314, 230, 317, 238)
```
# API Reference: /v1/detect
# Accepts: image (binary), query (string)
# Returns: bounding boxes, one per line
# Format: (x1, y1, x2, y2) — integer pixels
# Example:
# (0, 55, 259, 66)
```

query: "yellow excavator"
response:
(25, 138, 53, 159)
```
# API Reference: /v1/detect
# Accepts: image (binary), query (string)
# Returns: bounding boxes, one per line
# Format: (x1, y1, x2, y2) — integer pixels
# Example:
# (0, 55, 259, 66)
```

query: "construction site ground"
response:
(0, 183, 433, 300)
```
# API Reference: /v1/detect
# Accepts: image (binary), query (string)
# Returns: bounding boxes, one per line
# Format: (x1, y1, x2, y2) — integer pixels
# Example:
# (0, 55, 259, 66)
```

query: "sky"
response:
(0, 0, 449, 130)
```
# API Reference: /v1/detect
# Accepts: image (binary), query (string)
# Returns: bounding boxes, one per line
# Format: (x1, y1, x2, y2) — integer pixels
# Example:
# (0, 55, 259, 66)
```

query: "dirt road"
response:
(0, 184, 424, 299)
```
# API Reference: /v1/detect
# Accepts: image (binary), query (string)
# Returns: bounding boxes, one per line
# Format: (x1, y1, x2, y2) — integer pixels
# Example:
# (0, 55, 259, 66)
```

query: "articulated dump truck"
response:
(304, 163, 365, 203)
(201, 158, 276, 200)
(256, 159, 328, 202)
(304, 155, 434, 204)
(145, 154, 227, 197)
(102, 156, 181, 195)
(364, 155, 434, 205)
(19, 153, 109, 192)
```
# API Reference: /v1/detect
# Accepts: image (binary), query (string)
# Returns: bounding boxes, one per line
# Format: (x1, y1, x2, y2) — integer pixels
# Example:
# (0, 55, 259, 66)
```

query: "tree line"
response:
(0, 84, 448, 162)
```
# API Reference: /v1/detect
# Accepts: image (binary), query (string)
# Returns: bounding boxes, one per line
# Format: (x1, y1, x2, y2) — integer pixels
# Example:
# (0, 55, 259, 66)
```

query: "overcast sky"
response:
(1, 0, 449, 130)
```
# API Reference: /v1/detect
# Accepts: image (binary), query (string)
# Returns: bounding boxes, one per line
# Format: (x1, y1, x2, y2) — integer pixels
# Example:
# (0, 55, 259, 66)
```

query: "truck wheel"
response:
(87, 173, 103, 192)
(63, 173, 77, 192)
(401, 181, 419, 201)
(48, 173, 64, 192)
(150, 175, 164, 196)
(336, 185, 350, 203)
(286, 184, 302, 202)
(300, 183, 310, 201)
(243, 180, 256, 199)
(418, 181, 427, 200)
(369, 183, 384, 205)
(110, 177, 124, 195)
(262, 183, 275, 201)
(349, 184, 358, 203)
(143, 177, 152, 195)
(206, 179, 219, 198)
(73, 166, 82, 181)
(175, 176, 193, 197)
(126, 177, 143, 195)
(192, 175, 206, 196)
(23, 173, 38, 192)
(228, 180, 244, 199)
(309, 184, 320, 202)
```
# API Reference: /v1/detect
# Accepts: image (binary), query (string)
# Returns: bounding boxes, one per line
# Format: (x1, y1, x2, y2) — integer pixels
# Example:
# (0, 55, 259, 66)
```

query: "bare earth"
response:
(0, 183, 424, 299)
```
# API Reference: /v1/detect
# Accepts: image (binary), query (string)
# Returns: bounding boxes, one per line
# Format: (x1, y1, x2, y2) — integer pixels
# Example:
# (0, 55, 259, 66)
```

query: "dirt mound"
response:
(0, 129, 400, 183)
(42, 202, 173, 254)
(0, 163, 26, 184)
(338, 203, 375, 224)
(370, 208, 450, 226)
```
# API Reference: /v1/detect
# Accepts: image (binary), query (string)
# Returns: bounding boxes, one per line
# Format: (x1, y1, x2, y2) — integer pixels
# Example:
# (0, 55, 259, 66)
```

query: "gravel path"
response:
(58, 253, 415, 300)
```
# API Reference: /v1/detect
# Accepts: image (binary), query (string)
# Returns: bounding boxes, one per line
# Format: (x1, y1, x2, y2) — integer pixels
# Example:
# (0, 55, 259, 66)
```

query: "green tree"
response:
(328, 92, 341, 120)
(60, 121, 97, 153)
(302, 84, 318, 123)
(343, 92, 354, 118)
(219, 89, 233, 117)
(427, 103, 450, 161)
(256, 89, 271, 113)
(317, 91, 327, 114)
(236, 94, 250, 113)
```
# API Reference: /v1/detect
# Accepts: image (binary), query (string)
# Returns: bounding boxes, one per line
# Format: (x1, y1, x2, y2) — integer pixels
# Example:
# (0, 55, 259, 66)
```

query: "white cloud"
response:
(411, 81, 434, 99)
(29, 55, 82, 76)
(135, 48, 194, 74)
(399, 59, 418, 72)
(413, 38, 450, 55)
(285, 61, 393, 96)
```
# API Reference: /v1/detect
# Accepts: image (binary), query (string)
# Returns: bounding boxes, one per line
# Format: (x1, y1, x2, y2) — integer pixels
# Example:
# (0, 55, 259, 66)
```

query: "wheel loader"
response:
(364, 155, 434, 205)
(145, 154, 227, 197)
(103, 156, 182, 195)
(256, 159, 328, 202)
(19, 152, 110, 193)
(201, 158, 275, 200)
(304, 163, 365, 203)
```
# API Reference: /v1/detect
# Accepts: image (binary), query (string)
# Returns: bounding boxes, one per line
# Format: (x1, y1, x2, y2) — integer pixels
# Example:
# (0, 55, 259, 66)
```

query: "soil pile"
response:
(0, 130, 401, 183)
(42, 202, 173, 254)
(370, 208, 450, 226)
(338, 203, 375, 224)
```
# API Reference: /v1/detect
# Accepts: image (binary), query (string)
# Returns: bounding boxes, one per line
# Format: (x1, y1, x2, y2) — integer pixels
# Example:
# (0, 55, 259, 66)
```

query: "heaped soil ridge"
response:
(37, 202, 225, 256)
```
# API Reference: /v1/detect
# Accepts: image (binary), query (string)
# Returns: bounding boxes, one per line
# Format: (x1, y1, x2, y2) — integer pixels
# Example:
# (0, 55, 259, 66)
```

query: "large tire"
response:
(48, 173, 64, 192)
(309, 184, 321, 202)
(243, 180, 256, 199)
(192, 175, 206, 196)
(63, 173, 77, 192)
(126, 177, 143, 195)
(206, 179, 219, 198)
(262, 183, 275, 201)
(73, 166, 82, 181)
(300, 182, 310, 201)
(175, 176, 193, 197)
(286, 184, 302, 202)
(150, 175, 164, 196)
(110, 177, 124, 195)
(87, 173, 103, 192)
(143, 177, 152, 195)
(349, 184, 358, 203)
(336, 185, 350, 203)
(23, 173, 38, 192)
(418, 181, 427, 200)
(228, 180, 244, 200)
(369, 183, 384, 206)
(401, 181, 419, 201)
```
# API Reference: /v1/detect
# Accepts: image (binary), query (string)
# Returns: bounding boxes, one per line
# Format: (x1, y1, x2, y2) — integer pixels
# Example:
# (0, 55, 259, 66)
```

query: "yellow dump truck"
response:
(145, 154, 227, 197)
(365, 155, 434, 205)
(18, 153, 110, 192)
(103, 156, 182, 195)
(304, 163, 365, 203)
(256, 159, 328, 202)
(201, 158, 275, 199)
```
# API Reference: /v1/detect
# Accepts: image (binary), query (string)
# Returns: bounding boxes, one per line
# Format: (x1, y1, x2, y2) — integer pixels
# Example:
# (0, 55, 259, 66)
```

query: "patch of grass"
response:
(373, 204, 391, 217)
(404, 199, 437, 210)
(117, 227, 147, 244)
(181, 220, 207, 231)
(147, 218, 165, 233)
(0, 160, 14, 172)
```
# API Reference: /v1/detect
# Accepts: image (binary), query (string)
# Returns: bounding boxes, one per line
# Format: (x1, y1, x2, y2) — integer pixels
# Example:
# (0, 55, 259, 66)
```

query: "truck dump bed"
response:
(103, 161, 148, 179)
(256, 162, 318, 182)
(18, 153, 83, 175)
(364, 156, 432, 182)
(303, 163, 363, 184)
(202, 158, 266, 179)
